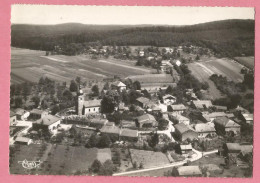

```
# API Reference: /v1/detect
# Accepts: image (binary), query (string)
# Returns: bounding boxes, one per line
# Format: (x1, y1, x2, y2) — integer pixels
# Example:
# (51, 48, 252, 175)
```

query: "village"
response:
(9, 43, 254, 177)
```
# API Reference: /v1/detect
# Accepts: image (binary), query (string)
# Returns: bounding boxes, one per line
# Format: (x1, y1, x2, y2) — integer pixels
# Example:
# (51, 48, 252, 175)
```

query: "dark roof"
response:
(136, 97, 150, 104)
(83, 99, 101, 108)
(30, 109, 45, 115)
(214, 116, 240, 127)
(90, 118, 108, 125)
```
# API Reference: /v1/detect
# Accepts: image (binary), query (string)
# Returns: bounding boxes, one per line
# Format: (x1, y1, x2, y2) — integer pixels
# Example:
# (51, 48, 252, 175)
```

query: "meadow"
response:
(234, 56, 254, 70)
(11, 47, 153, 84)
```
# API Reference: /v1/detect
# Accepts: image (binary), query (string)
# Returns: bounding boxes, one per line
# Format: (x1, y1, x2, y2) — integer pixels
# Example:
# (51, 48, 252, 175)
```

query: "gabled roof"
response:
(192, 100, 212, 109)
(180, 144, 192, 150)
(15, 136, 32, 143)
(90, 118, 108, 125)
(194, 123, 216, 133)
(177, 166, 202, 176)
(136, 97, 150, 104)
(214, 117, 240, 127)
(169, 104, 187, 111)
(170, 114, 189, 121)
(111, 81, 126, 87)
(10, 110, 16, 117)
(163, 94, 176, 100)
(30, 109, 45, 115)
(226, 143, 241, 152)
(174, 123, 193, 134)
(241, 113, 253, 121)
(83, 99, 101, 108)
(100, 126, 120, 134)
(137, 114, 156, 123)
(35, 115, 60, 126)
(120, 129, 138, 138)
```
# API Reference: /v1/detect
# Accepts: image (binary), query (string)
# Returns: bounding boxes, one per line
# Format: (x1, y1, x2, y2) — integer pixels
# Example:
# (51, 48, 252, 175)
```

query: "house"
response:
(162, 94, 176, 105)
(33, 115, 61, 132)
(185, 89, 198, 100)
(173, 59, 181, 66)
(172, 166, 202, 177)
(214, 117, 241, 135)
(139, 50, 145, 57)
(14, 136, 33, 145)
(193, 123, 216, 138)
(160, 60, 173, 73)
(240, 113, 253, 124)
(213, 105, 228, 111)
(100, 126, 120, 141)
(111, 81, 126, 92)
(120, 129, 138, 142)
(201, 112, 229, 122)
(121, 120, 136, 128)
(169, 113, 190, 126)
(164, 47, 174, 54)
(179, 144, 193, 154)
(191, 100, 213, 110)
(29, 109, 48, 120)
(78, 96, 101, 115)
(15, 108, 30, 120)
(89, 118, 108, 129)
(174, 123, 198, 141)
(10, 110, 17, 124)
(168, 104, 187, 115)
(135, 114, 157, 128)
(222, 143, 253, 157)
(118, 103, 129, 113)
(136, 97, 152, 109)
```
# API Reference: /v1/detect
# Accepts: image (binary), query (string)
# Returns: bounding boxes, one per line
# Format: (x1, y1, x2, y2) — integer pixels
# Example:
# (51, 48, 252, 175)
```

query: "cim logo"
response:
(18, 159, 42, 169)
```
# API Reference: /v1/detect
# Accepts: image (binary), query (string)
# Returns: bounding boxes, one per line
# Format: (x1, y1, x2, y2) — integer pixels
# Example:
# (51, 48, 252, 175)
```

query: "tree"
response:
(196, 54, 200, 60)
(32, 96, 40, 107)
(149, 132, 159, 148)
(133, 81, 141, 90)
(98, 160, 115, 176)
(69, 80, 78, 92)
(15, 97, 23, 108)
(158, 118, 169, 130)
(86, 133, 98, 147)
(128, 89, 142, 104)
(51, 105, 60, 115)
(63, 89, 73, 100)
(98, 135, 111, 148)
(101, 90, 119, 113)
(91, 85, 99, 96)
(103, 82, 110, 90)
(89, 159, 102, 174)
(75, 76, 81, 85)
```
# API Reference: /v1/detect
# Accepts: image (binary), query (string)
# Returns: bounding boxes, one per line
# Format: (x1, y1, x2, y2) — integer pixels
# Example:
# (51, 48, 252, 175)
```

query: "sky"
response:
(11, 5, 255, 25)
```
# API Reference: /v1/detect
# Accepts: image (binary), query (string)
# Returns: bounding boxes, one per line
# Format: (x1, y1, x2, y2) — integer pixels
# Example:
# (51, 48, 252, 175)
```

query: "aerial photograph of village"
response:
(9, 5, 254, 177)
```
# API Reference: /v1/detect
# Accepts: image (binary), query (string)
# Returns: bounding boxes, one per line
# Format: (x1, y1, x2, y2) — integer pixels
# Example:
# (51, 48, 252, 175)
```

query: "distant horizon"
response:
(11, 5, 254, 25)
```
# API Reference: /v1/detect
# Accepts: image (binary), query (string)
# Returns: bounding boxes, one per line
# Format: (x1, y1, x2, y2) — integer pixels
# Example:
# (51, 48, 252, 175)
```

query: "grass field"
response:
(187, 57, 244, 99)
(11, 47, 153, 84)
(234, 56, 254, 70)
(129, 149, 170, 169)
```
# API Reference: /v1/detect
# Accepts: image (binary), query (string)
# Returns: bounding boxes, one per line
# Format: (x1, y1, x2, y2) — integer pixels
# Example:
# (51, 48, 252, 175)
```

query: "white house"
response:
(34, 115, 61, 133)
(111, 81, 126, 92)
(169, 113, 190, 126)
(15, 136, 33, 145)
(78, 96, 102, 115)
(163, 94, 176, 105)
(15, 108, 30, 120)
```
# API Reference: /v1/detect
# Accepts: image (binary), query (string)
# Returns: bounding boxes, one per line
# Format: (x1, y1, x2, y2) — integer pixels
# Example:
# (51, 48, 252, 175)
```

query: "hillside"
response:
(11, 19, 255, 57)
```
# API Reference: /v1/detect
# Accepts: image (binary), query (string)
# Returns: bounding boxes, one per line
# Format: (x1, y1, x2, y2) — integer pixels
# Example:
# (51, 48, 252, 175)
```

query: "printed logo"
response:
(18, 159, 42, 169)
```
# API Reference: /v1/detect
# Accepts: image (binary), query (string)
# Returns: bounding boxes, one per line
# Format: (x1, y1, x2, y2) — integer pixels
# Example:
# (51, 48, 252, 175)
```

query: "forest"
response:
(11, 19, 254, 57)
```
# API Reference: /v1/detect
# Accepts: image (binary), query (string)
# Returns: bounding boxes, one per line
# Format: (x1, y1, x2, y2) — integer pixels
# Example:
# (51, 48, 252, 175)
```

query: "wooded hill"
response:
(11, 19, 255, 57)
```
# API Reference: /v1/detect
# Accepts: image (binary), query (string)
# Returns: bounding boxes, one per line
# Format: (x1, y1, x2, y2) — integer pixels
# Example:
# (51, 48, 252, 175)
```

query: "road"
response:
(113, 149, 218, 176)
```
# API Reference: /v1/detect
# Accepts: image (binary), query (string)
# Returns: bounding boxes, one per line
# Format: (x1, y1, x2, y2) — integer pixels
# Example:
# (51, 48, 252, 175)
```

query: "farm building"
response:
(162, 94, 176, 105)
(135, 114, 157, 128)
(15, 108, 30, 120)
(89, 118, 108, 129)
(121, 120, 136, 128)
(136, 97, 153, 109)
(14, 136, 33, 145)
(179, 144, 193, 154)
(168, 104, 187, 115)
(193, 123, 216, 138)
(222, 143, 253, 157)
(111, 81, 126, 92)
(78, 95, 101, 115)
(201, 112, 230, 123)
(191, 100, 213, 110)
(120, 129, 138, 142)
(240, 113, 253, 124)
(214, 117, 241, 135)
(100, 126, 120, 141)
(172, 166, 202, 177)
(33, 115, 61, 133)
(10, 110, 17, 125)
(169, 113, 190, 126)
(174, 123, 198, 141)
(29, 109, 48, 120)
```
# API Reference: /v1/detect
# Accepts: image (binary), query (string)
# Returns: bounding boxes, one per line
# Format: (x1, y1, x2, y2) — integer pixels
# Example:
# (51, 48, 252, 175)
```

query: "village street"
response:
(113, 149, 218, 176)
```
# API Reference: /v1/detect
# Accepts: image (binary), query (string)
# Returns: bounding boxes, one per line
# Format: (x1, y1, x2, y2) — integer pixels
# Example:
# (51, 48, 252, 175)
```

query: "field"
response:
(234, 56, 254, 70)
(129, 149, 170, 169)
(10, 143, 112, 175)
(11, 47, 154, 84)
(187, 57, 244, 99)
